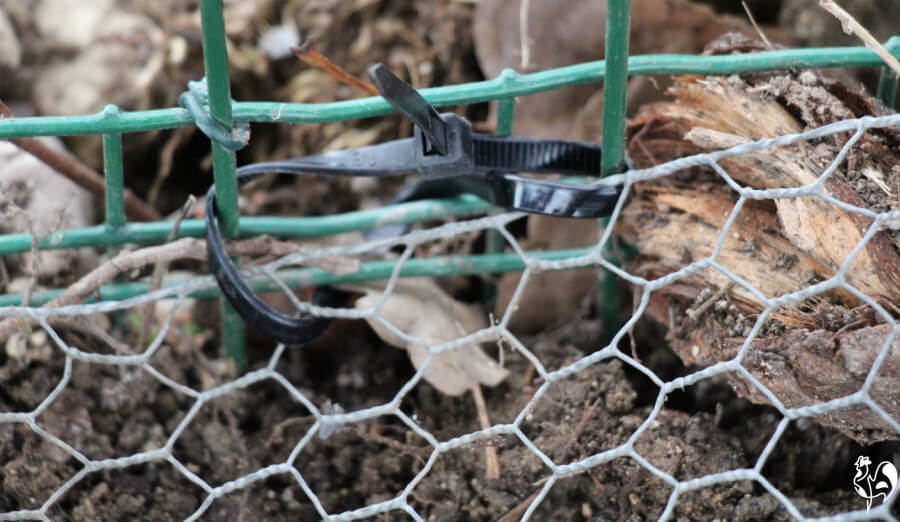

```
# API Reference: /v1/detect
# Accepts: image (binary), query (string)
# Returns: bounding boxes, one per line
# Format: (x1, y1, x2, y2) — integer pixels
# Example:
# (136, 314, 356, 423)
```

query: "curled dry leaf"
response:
(348, 278, 508, 397)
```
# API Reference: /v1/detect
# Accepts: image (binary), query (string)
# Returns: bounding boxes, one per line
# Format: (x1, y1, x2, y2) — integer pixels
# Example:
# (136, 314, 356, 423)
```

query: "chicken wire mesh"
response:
(0, 113, 898, 520)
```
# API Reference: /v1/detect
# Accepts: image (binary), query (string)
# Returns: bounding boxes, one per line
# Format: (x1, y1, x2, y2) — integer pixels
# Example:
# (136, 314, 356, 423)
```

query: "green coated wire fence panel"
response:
(0, 0, 898, 304)
(3, 2, 900, 517)
(0, 40, 897, 140)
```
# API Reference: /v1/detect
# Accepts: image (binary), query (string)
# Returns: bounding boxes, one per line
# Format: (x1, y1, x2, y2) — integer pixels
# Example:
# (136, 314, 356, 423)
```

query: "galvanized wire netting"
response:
(1, 114, 899, 521)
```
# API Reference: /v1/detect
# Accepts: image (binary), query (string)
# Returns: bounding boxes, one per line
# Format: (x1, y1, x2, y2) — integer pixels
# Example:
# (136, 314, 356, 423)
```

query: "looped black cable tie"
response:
(205, 64, 626, 346)
(179, 77, 250, 151)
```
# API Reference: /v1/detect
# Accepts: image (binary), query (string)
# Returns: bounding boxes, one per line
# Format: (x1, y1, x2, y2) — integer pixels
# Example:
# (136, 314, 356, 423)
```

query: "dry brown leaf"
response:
(349, 278, 508, 396)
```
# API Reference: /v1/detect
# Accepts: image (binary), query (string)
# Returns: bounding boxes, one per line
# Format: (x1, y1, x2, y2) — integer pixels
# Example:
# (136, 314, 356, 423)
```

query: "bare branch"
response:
(0, 99, 162, 222)
(819, 0, 900, 75)
(0, 236, 360, 340)
(136, 195, 196, 349)
(519, 0, 532, 70)
(471, 384, 500, 480)
(292, 41, 379, 96)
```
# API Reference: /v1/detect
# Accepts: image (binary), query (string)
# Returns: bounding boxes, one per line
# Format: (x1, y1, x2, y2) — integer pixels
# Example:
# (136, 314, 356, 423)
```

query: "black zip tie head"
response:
(368, 63, 449, 155)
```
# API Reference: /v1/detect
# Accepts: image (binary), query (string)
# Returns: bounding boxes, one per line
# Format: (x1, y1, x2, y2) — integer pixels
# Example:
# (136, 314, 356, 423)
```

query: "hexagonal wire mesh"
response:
(0, 113, 898, 520)
(2, 0, 900, 517)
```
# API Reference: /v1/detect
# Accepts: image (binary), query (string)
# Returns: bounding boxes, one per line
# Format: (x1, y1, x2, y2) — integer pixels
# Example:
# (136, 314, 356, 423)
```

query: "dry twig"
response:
(519, 0, 532, 70)
(0, 99, 162, 222)
(741, 1, 774, 50)
(0, 236, 360, 340)
(819, 0, 900, 75)
(136, 196, 196, 349)
(471, 384, 501, 480)
(147, 127, 194, 208)
(292, 41, 379, 96)
(0, 192, 67, 337)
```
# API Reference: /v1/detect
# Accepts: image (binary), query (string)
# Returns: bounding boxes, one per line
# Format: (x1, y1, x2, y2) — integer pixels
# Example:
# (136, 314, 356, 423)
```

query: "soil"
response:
(2, 313, 898, 520)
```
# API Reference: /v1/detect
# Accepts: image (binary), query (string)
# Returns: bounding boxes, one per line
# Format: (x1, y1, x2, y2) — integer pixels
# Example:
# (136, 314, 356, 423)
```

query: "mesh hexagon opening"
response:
(518, 359, 653, 466)
(274, 317, 414, 413)
(632, 399, 775, 482)
(172, 379, 313, 487)
(758, 418, 900, 517)
(499, 264, 636, 378)
(292, 415, 431, 516)
(729, 314, 899, 443)
(0, 423, 79, 513)
(672, 482, 794, 520)
(35, 359, 191, 461)
(494, 220, 605, 339)
(39, 312, 141, 356)
(0, 329, 65, 414)
(142, 327, 238, 392)
(660, 370, 784, 465)
(408, 434, 548, 519)
(398, 376, 519, 443)
(47, 462, 205, 520)
(548, 457, 673, 520)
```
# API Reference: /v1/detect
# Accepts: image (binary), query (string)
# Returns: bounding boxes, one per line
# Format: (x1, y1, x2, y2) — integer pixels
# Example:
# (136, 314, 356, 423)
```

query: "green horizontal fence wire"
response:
(1, 39, 898, 139)
(0, 196, 491, 255)
(1, 38, 899, 304)
(0, 248, 593, 307)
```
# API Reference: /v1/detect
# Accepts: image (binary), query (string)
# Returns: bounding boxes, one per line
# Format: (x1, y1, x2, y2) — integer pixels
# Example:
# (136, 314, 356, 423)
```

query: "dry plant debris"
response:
(349, 278, 508, 396)
(621, 36, 900, 443)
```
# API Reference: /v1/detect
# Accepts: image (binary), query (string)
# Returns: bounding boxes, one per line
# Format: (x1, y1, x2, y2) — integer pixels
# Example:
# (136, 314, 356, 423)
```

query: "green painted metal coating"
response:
(484, 94, 517, 288)
(877, 66, 898, 108)
(199, 0, 247, 366)
(0, 107, 193, 138)
(597, 0, 631, 340)
(210, 145, 240, 238)
(199, 0, 234, 128)
(600, 0, 631, 177)
(2, 41, 899, 139)
(102, 128, 126, 227)
(221, 265, 246, 370)
(0, 249, 593, 307)
(0, 196, 491, 256)
(3, 22, 900, 362)
(495, 95, 516, 136)
(200, 0, 240, 239)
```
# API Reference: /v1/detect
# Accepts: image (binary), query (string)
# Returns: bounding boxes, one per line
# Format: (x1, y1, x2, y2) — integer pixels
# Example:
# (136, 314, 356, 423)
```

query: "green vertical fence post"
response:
(200, 0, 240, 236)
(483, 96, 518, 302)
(199, 0, 246, 371)
(102, 128, 126, 228)
(877, 66, 898, 109)
(102, 121, 128, 324)
(601, 0, 630, 177)
(598, 0, 631, 345)
(495, 97, 516, 136)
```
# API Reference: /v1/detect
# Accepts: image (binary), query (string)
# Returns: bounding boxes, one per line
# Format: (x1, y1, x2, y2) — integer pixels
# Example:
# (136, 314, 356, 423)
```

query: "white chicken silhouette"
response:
(853, 455, 898, 511)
